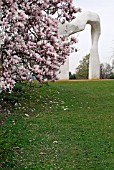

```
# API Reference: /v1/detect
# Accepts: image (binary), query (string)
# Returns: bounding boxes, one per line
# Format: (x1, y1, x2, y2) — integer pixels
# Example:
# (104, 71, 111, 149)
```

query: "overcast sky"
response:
(69, 0, 114, 73)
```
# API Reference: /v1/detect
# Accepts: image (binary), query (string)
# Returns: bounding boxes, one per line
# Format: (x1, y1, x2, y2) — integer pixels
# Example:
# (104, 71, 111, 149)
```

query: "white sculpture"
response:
(58, 10, 101, 79)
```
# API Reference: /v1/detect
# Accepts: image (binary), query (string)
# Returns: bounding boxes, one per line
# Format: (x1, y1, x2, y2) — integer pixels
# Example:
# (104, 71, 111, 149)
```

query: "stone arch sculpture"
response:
(58, 10, 101, 79)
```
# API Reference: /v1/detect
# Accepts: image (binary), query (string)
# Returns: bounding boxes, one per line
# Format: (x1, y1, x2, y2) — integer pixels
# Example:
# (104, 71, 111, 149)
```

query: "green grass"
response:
(0, 80, 114, 169)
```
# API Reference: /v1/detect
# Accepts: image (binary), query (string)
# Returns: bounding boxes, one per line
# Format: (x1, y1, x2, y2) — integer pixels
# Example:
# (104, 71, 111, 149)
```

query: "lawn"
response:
(0, 80, 114, 170)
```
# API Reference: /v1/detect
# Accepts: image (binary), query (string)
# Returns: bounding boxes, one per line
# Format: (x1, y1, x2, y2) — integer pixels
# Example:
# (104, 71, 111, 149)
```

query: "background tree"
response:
(110, 59, 114, 78)
(69, 72, 76, 79)
(111, 59, 114, 71)
(0, 0, 80, 92)
(76, 54, 89, 79)
(100, 62, 114, 79)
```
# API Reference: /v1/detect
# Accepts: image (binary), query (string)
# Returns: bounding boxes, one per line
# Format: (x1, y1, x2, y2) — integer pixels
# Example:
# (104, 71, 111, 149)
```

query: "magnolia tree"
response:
(0, 0, 80, 92)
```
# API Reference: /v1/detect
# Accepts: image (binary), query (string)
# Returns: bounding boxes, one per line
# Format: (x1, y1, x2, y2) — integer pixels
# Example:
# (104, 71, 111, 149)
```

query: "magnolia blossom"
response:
(0, 0, 80, 92)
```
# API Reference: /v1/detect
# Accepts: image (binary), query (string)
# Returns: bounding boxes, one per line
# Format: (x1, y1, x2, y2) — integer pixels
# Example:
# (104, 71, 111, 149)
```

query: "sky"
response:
(69, 0, 114, 73)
